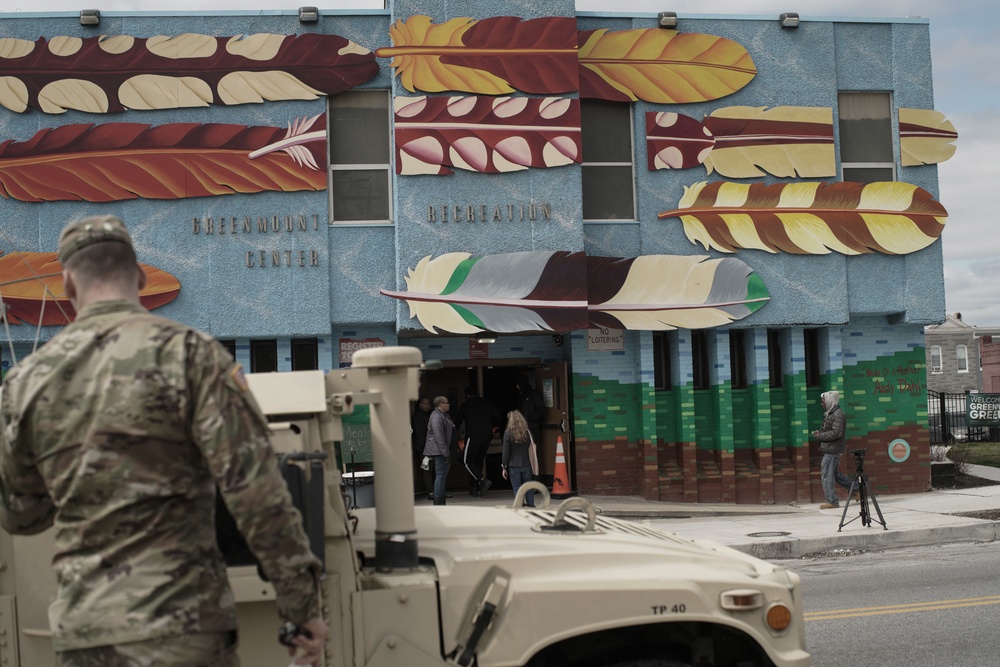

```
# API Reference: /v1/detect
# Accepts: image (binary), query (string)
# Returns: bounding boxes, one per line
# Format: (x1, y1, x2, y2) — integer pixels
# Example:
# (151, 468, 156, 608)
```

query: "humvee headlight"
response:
(765, 602, 793, 632)
(720, 589, 763, 611)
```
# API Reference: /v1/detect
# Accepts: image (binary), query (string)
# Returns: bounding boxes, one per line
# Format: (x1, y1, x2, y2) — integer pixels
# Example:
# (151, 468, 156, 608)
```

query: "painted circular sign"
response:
(888, 438, 911, 463)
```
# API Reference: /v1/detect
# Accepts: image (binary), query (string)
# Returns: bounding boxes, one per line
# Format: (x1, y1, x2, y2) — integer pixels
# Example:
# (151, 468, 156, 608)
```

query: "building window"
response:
(767, 329, 783, 389)
(838, 92, 894, 183)
(653, 331, 672, 391)
(250, 339, 278, 373)
(730, 330, 747, 390)
(218, 339, 237, 361)
(957, 344, 969, 373)
(804, 329, 821, 388)
(329, 90, 392, 224)
(292, 338, 319, 371)
(692, 330, 710, 391)
(930, 345, 942, 373)
(581, 100, 635, 221)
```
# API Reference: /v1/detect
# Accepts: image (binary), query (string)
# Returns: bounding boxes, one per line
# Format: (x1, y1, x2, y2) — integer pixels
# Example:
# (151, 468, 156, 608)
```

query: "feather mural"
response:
(899, 108, 958, 166)
(374, 16, 579, 95)
(380, 251, 768, 333)
(0, 252, 179, 325)
(657, 181, 947, 256)
(0, 33, 378, 114)
(587, 255, 768, 330)
(645, 107, 835, 178)
(394, 96, 581, 175)
(578, 28, 756, 103)
(0, 116, 327, 202)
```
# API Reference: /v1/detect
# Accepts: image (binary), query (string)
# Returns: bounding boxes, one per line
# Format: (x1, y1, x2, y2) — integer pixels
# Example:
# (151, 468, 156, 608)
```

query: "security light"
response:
(779, 13, 800, 29)
(657, 11, 678, 29)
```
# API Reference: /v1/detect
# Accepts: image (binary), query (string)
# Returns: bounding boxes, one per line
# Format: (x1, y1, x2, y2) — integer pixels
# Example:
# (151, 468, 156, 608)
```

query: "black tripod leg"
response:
(863, 476, 889, 530)
(838, 476, 861, 532)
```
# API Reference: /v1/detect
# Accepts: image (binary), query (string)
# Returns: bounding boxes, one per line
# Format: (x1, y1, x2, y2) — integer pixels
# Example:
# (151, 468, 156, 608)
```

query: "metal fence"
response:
(927, 391, 995, 444)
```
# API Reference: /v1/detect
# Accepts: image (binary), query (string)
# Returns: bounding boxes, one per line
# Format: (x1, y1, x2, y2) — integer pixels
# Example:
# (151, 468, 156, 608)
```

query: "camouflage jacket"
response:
(0, 300, 321, 651)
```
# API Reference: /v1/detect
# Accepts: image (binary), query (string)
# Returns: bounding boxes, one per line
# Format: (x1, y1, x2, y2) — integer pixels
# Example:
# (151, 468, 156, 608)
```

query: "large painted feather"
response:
(394, 96, 581, 175)
(0, 116, 327, 202)
(379, 251, 768, 333)
(899, 108, 958, 166)
(578, 28, 756, 103)
(0, 251, 179, 325)
(374, 16, 578, 95)
(380, 251, 589, 334)
(0, 33, 378, 114)
(657, 181, 947, 256)
(587, 255, 769, 330)
(645, 111, 715, 170)
(702, 106, 835, 178)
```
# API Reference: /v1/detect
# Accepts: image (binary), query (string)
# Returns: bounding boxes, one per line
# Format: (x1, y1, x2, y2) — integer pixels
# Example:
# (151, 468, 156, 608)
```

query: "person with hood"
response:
(516, 374, 545, 446)
(812, 390, 857, 509)
(455, 386, 501, 496)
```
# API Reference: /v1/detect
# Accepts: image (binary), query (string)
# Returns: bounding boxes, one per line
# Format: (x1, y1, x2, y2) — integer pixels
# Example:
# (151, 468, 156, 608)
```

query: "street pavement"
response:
(442, 463, 1000, 559)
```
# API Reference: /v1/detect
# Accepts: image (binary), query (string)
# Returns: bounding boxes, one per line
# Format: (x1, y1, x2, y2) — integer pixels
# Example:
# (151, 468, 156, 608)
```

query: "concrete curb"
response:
(732, 521, 1000, 559)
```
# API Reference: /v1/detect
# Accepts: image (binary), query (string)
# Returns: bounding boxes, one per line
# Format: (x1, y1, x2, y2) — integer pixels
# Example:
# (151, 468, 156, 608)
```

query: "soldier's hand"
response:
(287, 617, 329, 665)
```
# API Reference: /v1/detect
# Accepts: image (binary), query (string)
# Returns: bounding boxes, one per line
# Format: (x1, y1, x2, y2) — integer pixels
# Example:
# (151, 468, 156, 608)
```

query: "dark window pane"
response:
(692, 330, 710, 391)
(218, 339, 236, 362)
(843, 166, 894, 183)
(768, 330, 783, 389)
(332, 169, 390, 221)
(251, 339, 277, 373)
(329, 90, 390, 165)
(804, 329, 820, 388)
(292, 338, 319, 371)
(582, 166, 634, 220)
(581, 100, 633, 162)
(730, 330, 747, 390)
(838, 92, 892, 163)
(654, 332, 672, 391)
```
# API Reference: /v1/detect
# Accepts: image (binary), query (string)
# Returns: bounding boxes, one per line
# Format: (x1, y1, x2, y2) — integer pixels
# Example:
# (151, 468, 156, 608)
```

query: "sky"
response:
(1, 0, 996, 325)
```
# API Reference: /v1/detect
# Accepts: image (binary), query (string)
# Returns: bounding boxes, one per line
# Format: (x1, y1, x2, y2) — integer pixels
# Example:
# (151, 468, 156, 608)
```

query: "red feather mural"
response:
(0, 251, 179, 325)
(0, 116, 327, 202)
(0, 33, 378, 114)
(394, 96, 581, 175)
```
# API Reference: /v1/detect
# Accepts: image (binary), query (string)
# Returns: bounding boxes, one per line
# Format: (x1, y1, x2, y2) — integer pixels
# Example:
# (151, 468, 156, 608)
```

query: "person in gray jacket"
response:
(423, 396, 454, 505)
(502, 410, 536, 507)
(812, 390, 856, 509)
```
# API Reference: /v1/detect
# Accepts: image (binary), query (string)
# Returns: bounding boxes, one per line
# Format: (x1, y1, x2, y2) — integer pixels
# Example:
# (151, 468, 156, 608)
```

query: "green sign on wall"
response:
(968, 394, 1000, 425)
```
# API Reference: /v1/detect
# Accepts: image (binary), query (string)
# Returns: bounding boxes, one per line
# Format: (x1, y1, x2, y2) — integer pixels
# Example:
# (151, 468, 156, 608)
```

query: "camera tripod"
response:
(838, 448, 888, 531)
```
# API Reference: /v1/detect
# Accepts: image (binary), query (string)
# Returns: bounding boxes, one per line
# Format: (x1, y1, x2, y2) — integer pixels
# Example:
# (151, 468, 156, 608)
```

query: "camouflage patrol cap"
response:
(57, 215, 134, 264)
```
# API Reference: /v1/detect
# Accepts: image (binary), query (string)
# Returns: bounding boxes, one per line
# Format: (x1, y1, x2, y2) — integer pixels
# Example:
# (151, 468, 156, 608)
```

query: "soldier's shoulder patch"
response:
(231, 364, 249, 392)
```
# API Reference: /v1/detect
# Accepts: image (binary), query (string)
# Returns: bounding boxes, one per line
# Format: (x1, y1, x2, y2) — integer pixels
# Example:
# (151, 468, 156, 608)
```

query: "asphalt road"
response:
(778, 541, 1000, 667)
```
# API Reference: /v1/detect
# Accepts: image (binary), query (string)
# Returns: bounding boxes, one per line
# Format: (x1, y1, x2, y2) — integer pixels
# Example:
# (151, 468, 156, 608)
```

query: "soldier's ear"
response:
(62, 269, 76, 301)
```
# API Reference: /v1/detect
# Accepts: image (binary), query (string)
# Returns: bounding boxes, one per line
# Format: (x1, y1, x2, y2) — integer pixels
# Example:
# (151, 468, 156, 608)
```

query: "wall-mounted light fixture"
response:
(474, 332, 498, 344)
(553, 335, 564, 347)
(79, 9, 101, 26)
(657, 11, 678, 29)
(779, 13, 800, 29)
(298, 6, 319, 23)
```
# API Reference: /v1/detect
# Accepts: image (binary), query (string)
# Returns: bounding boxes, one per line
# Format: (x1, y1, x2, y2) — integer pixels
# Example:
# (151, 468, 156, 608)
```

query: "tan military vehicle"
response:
(0, 346, 810, 667)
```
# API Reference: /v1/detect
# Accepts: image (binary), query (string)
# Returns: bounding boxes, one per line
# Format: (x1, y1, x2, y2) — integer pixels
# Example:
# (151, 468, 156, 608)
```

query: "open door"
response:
(533, 362, 572, 492)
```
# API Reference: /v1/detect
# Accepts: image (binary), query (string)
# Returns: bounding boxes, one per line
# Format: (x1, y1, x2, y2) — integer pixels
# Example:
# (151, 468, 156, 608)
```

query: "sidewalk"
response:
(442, 463, 1000, 559)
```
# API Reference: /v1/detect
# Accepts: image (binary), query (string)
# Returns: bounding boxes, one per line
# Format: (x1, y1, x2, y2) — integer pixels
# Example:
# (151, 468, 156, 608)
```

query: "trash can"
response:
(343, 470, 375, 508)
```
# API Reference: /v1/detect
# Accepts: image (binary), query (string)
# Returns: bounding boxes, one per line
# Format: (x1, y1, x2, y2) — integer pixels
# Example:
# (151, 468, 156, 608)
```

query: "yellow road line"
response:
(805, 595, 1000, 621)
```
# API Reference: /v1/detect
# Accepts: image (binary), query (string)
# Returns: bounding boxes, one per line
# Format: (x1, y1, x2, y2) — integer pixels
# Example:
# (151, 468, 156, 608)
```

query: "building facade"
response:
(0, 2, 955, 502)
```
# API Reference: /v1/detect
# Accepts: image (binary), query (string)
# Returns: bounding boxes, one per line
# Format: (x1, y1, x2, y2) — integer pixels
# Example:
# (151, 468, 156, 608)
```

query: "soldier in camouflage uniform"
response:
(0, 215, 328, 666)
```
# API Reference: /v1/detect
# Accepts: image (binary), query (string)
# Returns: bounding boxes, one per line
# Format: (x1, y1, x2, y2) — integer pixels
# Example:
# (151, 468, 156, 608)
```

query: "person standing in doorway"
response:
(0, 215, 326, 666)
(812, 390, 856, 509)
(516, 374, 545, 446)
(455, 386, 501, 496)
(423, 396, 454, 505)
(411, 396, 434, 500)
(502, 410, 536, 507)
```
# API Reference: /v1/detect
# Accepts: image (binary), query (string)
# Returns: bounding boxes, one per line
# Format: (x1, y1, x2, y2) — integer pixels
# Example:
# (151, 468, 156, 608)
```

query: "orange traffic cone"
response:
(551, 436, 573, 498)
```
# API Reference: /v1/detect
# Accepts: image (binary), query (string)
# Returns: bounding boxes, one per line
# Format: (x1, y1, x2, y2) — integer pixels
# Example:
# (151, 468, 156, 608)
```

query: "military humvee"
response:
(0, 346, 810, 666)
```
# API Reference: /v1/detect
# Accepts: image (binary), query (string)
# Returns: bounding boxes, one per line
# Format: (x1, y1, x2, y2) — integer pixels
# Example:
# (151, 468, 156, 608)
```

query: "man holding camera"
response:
(811, 390, 857, 509)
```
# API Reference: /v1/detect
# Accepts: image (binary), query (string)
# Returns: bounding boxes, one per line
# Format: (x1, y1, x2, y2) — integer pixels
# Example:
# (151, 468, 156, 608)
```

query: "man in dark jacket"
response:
(423, 396, 454, 505)
(812, 390, 856, 509)
(516, 374, 546, 446)
(455, 387, 501, 496)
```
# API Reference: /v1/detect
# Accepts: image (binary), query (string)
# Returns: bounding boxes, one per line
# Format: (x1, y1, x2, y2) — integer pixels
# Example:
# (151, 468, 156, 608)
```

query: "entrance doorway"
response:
(416, 359, 571, 494)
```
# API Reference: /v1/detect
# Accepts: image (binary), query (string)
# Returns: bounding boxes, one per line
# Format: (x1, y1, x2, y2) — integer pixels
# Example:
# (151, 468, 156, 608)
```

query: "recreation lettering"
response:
(426, 202, 552, 223)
